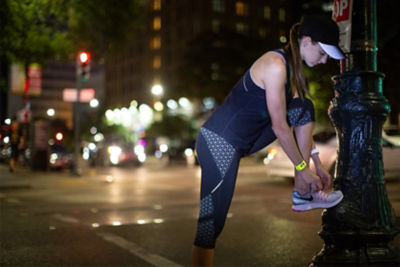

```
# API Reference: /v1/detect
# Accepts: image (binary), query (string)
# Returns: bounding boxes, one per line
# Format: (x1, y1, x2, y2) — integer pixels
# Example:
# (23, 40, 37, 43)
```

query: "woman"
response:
(192, 15, 345, 266)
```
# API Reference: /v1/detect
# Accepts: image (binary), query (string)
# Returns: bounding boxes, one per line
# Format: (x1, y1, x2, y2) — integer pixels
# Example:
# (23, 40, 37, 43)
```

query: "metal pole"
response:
(73, 73, 81, 176)
(311, 0, 399, 265)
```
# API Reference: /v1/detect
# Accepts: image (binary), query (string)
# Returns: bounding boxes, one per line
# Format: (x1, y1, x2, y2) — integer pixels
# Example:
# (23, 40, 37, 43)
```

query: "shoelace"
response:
(314, 191, 329, 202)
(309, 185, 329, 202)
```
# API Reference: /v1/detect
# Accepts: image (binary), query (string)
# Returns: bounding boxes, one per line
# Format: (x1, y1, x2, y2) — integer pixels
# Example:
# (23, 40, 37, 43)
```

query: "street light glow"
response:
(47, 108, 55, 117)
(130, 100, 138, 107)
(90, 126, 97, 134)
(167, 99, 178, 110)
(178, 97, 190, 107)
(94, 133, 104, 142)
(154, 101, 164, 111)
(90, 98, 99, 108)
(151, 84, 163, 96)
(105, 109, 114, 120)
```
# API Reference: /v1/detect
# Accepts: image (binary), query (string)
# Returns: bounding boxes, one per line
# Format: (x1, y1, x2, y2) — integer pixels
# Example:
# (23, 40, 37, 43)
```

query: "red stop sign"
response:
(333, 0, 351, 22)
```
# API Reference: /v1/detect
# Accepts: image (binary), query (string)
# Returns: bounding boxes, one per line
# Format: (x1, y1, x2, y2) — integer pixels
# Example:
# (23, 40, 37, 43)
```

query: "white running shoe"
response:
(291, 190, 343, 212)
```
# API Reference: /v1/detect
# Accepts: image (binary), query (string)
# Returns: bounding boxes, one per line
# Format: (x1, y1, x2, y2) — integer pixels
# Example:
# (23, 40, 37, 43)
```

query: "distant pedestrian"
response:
(8, 119, 24, 172)
(192, 15, 344, 266)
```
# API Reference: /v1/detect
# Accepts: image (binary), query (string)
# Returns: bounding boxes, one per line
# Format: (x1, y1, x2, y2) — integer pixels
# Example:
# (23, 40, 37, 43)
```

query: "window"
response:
(264, 6, 271, 19)
(153, 0, 161, 11)
(211, 63, 219, 70)
(153, 55, 161, 69)
(258, 28, 266, 38)
(150, 36, 161, 50)
(235, 1, 248, 16)
(153, 16, 161, 30)
(212, 19, 221, 33)
(212, 0, 225, 13)
(236, 22, 248, 34)
(279, 8, 286, 22)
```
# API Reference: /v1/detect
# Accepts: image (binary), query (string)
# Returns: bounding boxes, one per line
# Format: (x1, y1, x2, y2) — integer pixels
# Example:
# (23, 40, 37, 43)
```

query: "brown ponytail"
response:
(284, 23, 311, 99)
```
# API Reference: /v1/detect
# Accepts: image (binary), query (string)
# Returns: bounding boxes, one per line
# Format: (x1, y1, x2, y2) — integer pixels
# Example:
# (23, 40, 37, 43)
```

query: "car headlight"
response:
(50, 153, 58, 164)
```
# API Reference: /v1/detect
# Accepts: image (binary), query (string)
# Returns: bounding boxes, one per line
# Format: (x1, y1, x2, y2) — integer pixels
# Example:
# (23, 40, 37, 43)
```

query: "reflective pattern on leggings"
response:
(287, 98, 315, 127)
(194, 128, 241, 248)
(194, 98, 315, 248)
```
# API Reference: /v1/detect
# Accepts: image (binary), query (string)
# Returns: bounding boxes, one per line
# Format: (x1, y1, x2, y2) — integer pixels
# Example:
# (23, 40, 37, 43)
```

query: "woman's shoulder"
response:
(251, 50, 287, 83)
(258, 50, 286, 66)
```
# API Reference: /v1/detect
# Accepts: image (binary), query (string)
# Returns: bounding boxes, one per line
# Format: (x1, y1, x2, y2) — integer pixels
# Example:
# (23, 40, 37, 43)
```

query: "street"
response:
(1, 158, 400, 266)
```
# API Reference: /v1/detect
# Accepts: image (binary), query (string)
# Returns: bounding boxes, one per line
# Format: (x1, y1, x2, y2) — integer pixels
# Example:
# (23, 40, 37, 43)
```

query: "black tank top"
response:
(203, 50, 291, 154)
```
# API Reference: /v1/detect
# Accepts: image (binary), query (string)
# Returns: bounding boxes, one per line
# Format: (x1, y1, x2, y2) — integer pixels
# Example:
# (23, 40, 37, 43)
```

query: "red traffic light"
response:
(55, 132, 64, 141)
(79, 51, 90, 64)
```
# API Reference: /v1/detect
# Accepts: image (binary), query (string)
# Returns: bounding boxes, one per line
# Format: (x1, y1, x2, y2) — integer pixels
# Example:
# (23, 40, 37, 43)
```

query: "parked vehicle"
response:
(260, 131, 400, 179)
(49, 144, 73, 170)
(93, 143, 145, 167)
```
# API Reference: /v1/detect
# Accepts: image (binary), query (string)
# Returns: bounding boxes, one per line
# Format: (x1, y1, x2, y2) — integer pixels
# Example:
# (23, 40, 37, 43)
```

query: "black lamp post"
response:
(311, 0, 400, 265)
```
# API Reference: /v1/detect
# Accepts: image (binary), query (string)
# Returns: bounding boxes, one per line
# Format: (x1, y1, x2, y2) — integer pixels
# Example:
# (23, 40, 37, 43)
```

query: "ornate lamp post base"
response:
(309, 0, 400, 265)
(310, 71, 400, 266)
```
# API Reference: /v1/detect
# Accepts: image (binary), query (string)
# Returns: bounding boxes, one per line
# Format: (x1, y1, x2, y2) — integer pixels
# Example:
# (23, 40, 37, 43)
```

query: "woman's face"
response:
(300, 37, 329, 67)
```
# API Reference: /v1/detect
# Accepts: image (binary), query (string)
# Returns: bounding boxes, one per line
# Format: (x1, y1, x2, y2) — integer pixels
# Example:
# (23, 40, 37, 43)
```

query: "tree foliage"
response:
(147, 114, 197, 140)
(0, 0, 72, 63)
(0, 0, 145, 63)
(305, 62, 338, 128)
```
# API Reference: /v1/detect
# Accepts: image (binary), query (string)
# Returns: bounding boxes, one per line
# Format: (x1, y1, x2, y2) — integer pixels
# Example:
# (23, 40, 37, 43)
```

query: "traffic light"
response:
(77, 51, 91, 82)
(55, 132, 64, 142)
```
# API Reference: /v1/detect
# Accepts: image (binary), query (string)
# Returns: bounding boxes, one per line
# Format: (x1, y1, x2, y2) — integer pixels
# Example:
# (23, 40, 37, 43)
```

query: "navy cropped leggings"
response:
(194, 98, 315, 249)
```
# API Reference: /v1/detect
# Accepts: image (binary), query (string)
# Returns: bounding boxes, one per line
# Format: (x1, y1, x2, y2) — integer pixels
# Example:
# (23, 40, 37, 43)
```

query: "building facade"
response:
(104, 0, 295, 109)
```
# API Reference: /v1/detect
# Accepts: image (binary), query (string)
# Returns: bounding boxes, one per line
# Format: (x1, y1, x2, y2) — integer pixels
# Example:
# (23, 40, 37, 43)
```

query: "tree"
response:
(306, 62, 339, 129)
(0, 0, 144, 62)
(0, 0, 73, 123)
(147, 114, 197, 140)
(0, 0, 145, 125)
(0, 0, 73, 64)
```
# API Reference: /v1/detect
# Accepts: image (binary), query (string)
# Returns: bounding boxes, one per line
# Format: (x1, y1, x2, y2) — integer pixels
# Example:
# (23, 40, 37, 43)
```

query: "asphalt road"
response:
(1, 158, 400, 266)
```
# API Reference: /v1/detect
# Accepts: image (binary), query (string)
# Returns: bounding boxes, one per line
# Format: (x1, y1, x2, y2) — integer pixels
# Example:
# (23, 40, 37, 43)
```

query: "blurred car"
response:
(260, 131, 400, 179)
(97, 144, 144, 167)
(49, 144, 73, 170)
(153, 137, 198, 166)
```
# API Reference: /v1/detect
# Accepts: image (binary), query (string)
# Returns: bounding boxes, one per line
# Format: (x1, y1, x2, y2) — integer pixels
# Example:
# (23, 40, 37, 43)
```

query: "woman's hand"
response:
(315, 165, 332, 191)
(295, 167, 323, 194)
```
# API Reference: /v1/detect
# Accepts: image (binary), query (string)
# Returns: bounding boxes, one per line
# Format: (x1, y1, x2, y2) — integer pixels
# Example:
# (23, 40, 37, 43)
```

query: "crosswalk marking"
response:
(52, 213, 80, 224)
(97, 232, 182, 267)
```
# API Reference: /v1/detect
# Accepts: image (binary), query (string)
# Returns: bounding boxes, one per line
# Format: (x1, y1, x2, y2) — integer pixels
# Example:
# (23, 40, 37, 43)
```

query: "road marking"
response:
(52, 213, 80, 224)
(5, 198, 20, 203)
(97, 232, 182, 267)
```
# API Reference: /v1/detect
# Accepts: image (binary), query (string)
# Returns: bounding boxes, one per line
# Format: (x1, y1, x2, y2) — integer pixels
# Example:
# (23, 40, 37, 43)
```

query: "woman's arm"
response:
(252, 53, 304, 166)
(311, 141, 332, 190)
(252, 52, 322, 193)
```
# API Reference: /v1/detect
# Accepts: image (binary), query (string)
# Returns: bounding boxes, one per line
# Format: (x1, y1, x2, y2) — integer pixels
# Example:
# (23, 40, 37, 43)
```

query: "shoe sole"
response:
(292, 194, 343, 212)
